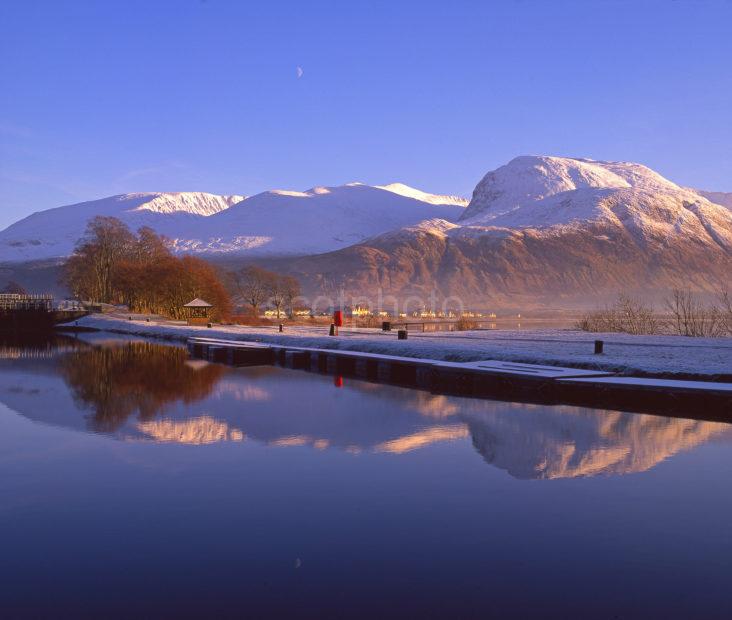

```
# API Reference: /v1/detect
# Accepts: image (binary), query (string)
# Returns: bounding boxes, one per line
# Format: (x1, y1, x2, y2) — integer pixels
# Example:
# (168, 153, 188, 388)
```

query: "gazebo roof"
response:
(183, 298, 213, 308)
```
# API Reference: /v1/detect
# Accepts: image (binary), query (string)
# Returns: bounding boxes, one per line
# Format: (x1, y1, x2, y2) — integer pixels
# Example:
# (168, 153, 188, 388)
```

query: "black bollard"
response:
(329, 323, 336, 336)
(398, 329, 408, 340)
(207, 322, 213, 328)
(382, 321, 391, 331)
(594, 339, 604, 354)
(279, 323, 284, 332)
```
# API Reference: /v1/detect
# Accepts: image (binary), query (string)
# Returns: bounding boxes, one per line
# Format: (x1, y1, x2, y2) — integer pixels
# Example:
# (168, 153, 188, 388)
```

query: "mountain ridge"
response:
(1, 156, 730, 308)
(261, 156, 732, 306)
(0, 183, 467, 262)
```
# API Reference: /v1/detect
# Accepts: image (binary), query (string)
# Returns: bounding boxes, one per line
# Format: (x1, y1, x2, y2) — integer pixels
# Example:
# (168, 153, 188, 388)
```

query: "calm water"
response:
(1, 335, 731, 618)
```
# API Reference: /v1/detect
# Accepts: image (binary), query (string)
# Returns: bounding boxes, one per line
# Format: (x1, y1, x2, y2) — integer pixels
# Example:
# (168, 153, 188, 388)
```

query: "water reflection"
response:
(374, 425, 470, 453)
(0, 337, 728, 478)
(58, 342, 225, 432)
(137, 416, 245, 444)
(461, 405, 726, 479)
(0, 332, 85, 360)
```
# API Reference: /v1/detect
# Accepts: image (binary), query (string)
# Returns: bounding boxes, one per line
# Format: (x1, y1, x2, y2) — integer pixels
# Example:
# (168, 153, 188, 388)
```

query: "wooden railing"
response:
(0, 293, 53, 312)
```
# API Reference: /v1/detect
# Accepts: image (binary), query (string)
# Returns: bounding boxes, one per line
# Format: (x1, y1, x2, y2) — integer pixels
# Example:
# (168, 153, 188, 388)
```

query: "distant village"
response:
(263, 304, 498, 320)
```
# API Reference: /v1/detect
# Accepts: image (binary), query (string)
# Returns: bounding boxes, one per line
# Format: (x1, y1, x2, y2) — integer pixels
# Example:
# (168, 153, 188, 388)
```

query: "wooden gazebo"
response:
(184, 298, 213, 326)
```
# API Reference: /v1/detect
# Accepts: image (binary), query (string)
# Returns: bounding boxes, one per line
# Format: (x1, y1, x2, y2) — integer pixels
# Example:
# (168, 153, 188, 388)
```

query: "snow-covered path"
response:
(70, 314, 732, 379)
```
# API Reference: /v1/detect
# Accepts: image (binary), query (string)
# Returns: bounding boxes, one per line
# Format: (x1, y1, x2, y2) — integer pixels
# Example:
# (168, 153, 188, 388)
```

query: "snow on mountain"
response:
(0, 192, 243, 262)
(0, 184, 465, 262)
(274, 156, 732, 306)
(455, 155, 732, 250)
(128, 192, 244, 216)
(168, 182, 466, 256)
(3, 157, 729, 308)
(462, 155, 695, 225)
(376, 183, 469, 207)
(373, 218, 461, 245)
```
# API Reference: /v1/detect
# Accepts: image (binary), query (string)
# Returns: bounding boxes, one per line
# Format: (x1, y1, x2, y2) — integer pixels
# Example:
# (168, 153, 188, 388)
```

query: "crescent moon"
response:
(296, 66, 303, 79)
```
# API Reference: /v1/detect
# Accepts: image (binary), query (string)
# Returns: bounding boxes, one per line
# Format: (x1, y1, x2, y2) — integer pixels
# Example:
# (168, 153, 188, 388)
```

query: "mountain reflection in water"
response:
(463, 405, 726, 479)
(0, 336, 728, 479)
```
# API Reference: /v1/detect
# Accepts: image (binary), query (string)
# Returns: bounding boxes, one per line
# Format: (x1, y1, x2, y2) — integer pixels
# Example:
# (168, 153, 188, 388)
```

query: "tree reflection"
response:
(0, 333, 85, 360)
(59, 342, 226, 431)
(13, 342, 729, 478)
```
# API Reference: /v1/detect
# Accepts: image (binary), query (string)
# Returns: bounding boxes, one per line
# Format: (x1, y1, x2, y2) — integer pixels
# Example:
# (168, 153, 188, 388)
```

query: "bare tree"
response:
(718, 290, 732, 336)
(63, 216, 135, 302)
(229, 266, 275, 315)
(282, 276, 301, 318)
(616, 294, 659, 335)
(576, 294, 658, 335)
(268, 275, 286, 320)
(664, 289, 724, 337)
(135, 226, 171, 262)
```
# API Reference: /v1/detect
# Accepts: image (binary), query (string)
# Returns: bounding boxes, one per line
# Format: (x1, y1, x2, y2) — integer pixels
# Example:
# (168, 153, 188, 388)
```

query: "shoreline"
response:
(61, 313, 732, 382)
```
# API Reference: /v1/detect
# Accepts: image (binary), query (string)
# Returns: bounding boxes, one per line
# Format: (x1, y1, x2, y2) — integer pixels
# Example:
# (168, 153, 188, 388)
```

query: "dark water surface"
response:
(1, 334, 731, 618)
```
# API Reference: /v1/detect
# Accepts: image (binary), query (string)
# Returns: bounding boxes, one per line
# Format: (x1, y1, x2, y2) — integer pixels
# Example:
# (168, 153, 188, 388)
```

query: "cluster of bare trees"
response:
(576, 290, 732, 337)
(665, 289, 732, 337)
(63, 217, 231, 320)
(576, 294, 660, 335)
(228, 266, 301, 319)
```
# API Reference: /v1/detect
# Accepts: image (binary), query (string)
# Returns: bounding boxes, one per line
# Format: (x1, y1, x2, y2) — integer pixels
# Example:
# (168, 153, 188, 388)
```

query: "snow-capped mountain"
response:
(460, 155, 729, 232)
(273, 156, 732, 306)
(174, 183, 465, 256)
(0, 192, 243, 262)
(126, 192, 243, 216)
(375, 183, 469, 207)
(3, 156, 729, 307)
(0, 183, 466, 262)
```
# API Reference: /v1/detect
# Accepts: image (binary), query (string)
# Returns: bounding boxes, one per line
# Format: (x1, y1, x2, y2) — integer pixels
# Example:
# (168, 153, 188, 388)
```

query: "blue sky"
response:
(1, 0, 731, 229)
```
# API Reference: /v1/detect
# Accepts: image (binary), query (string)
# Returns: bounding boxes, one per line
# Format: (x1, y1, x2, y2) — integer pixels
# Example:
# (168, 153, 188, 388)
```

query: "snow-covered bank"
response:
(69, 314, 732, 379)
